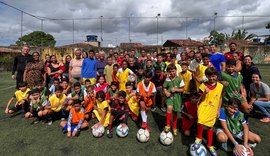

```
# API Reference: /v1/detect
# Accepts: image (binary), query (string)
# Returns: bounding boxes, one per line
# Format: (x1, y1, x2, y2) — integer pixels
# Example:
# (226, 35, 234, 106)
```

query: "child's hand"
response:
(72, 130, 77, 137)
(74, 94, 79, 99)
(5, 108, 9, 114)
(222, 81, 229, 86)
(216, 111, 220, 118)
(244, 144, 253, 156)
(234, 144, 245, 156)
(165, 92, 171, 98)
(205, 87, 210, 94)
(171, 88, 176, 93)
(187, 114, 193, 120)
(67, 131, 71, 138)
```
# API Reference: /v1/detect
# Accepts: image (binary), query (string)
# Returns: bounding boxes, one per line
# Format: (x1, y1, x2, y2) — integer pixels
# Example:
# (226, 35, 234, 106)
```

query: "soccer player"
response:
(106, 81, 119, 103)
(136, 71, 156, 130)
(216, 98, 261, 154)
(104, 56, 114, 85)
(66, 82, 85, 111)
(179, 63, 192, 99)
(116, 60, 135, 91)
(126, 81, 139, 121)
(107, 91, 129, 138)
(82, 86, 95, 121)
(93, 90, 111, 127)
(60, 99, 89, 138)
(193, 67, 223, 156)
(163, 63, 184, 136)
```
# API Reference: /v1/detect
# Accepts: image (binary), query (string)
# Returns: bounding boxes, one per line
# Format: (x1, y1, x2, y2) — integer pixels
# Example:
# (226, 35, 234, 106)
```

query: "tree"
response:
(225, 29, 257, 40)
(16, 31, 56, 47)
(266, 23, 270, 30)
(208, 30, 225, 46)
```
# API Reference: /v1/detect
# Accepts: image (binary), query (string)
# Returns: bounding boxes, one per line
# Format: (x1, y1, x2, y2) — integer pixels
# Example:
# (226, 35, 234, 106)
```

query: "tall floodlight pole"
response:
(214, 12, 218, 31)
(156, 13, 161, 45)
(20, 11, 23, 46)
(100, 16, 103, 47)
(242, 16, 245, 30)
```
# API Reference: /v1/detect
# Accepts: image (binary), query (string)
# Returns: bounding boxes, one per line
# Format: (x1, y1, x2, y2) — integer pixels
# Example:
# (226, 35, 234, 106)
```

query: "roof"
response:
(119, 43, 143, 49)
(56, 42, 99, 48)
(225, 40, 263, 47)
(163, 39, 204, 47)
(0, 47, 21, 53)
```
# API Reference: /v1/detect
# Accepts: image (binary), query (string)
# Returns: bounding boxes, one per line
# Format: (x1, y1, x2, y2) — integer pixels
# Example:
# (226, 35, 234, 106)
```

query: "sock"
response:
(141, 111, 147, 123)
(166, 112, 172, 127)
(197, 124, 204, 140)
(173, 113, 178, 129)
(108, 123, 112, 130)
(207, 129, 213, 147)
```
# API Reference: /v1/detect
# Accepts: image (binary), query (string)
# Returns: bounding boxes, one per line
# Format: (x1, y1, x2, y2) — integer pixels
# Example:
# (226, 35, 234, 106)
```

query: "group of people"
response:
(6, 43, 270, 156)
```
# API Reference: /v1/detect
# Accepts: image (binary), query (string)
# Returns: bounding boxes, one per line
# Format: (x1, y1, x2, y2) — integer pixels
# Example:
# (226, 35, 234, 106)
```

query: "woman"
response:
(63, 55, 71, 79)
(69, 49, 83, 84)
(23, 52, 46, 88)
(233, 52, 242, 72)
(250, 73, 270, 123)
(241, 55, 260, 98)
(47, 55, 63, 85)
(82, 51, 88, 59)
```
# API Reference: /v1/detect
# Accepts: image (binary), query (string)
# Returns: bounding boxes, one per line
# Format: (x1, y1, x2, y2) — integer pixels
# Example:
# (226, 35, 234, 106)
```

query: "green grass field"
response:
(0, 65, 270, 156)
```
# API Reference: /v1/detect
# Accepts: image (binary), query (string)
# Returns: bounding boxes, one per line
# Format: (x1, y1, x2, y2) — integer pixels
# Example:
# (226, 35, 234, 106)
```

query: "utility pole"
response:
(156, 13, 160, 45)
(20, 11, 23, 46)
(214, 12, 218, 31)
(100, 16, 103, 47)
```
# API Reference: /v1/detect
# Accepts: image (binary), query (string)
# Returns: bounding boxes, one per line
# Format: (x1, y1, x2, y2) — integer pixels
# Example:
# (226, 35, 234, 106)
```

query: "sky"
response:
(0, 0, 270, 47)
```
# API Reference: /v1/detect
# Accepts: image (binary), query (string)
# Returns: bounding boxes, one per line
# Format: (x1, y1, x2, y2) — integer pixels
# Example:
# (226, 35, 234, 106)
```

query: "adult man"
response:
(12, 45, 33, 89)
(189, 52, 202, 72)
(96, 51, 107, 76)
(128, 57, 139, 73)
(81, 50, 97, 85)
(224, 42, 243, 61)
(209, 44, 226, 77)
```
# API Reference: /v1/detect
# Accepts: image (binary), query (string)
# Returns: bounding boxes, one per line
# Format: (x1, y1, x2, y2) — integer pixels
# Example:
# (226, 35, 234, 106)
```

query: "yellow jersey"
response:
(49, 94, 66, 112)
(14, 88, 31, 101)
(180, 70, 192, 94)
(93, 100, 111, 127)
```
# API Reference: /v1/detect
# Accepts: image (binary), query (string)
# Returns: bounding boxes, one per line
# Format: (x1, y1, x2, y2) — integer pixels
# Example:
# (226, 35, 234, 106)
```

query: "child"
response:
(216, 98, 261, 154)
(136, 65, 144, 83)
(163, 64, 185, 136)
(181, 93, 199, 136)
(194, 53, 212, 91)
(179, 63, 192, 98)
(167, 54, 182, 76)
(104, 56, 114, 85)
(116, 60, 135, 91)
(126, 81, 140, 121)
(154, 53, 166, 71)
(82, 86, 95, 120)
(136, 71, 156, 130)
(34, 79, 50, 98)
(94, 74, 108, 94)
(93, 90, 111, 127)
(152, 66, 166, 112)
(193, 67, 223, 156)
(67, 82, 85, 103)
(43, 86, 67, 125)
(60, 99, 89, 138)
(107, 91, 129, 138)
(106, 81, 119, 103)
(5, 82, 31, 114)
(144, 59, 155, 77)
(83, 79, 91, 98)
(221, 59, 251, 114)
(112, 64, 119, 83)
(49, 78, 60, 95)
(117, 52, 126, 65)
(24, 88, 48, 123)
(61, 78, 72, 95)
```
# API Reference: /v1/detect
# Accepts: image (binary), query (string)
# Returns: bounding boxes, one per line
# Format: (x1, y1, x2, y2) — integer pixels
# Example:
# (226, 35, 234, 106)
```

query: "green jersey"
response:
(154, 62, 166, 71)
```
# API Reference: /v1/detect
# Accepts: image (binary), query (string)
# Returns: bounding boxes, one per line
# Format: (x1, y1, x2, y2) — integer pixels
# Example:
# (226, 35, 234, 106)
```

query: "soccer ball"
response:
(136, 128, 150, 143)
(160, 131, 174, 146)
(116, 123, 129, 138)
(190, 143, 207, 156)
(92, 123, 105, 138)
(233, 145, 251, 156)
(128, 75, 136, 82)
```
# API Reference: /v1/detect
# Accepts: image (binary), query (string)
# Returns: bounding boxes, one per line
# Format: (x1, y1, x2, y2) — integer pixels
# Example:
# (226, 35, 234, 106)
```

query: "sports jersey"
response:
(221, 72, 245, 105)
(67, 107, 85, 131)
(195, 64, 210, 90)
(136, 80, 156, 110)
(83, 96, 93, 114)
(93, 100, 111, 127)
(69, 89, 85, 101)
(210, 52, 225, 74)
(181, 101, 198, 131)
(48, 94, 67, 112)
(126, 93, 139, 118)
(180, 70, 192, 94)
(104, 64, 113, 85)
(110, 99, 129, 124)
(14, 88, 31, 101)
(30, 96, 48, 112)
(154, 62, 166, 71)
(163, 76, 184, 112)
(117, 68, 134, 91)
(94, 83, 108, 94)
(219, 108, 246, 135)
(197, 82, 223, 127)
(106, 88, 118, 100)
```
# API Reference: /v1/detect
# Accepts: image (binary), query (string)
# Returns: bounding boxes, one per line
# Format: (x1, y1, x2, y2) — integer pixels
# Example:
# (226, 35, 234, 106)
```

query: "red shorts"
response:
(181, 116, 196, 131)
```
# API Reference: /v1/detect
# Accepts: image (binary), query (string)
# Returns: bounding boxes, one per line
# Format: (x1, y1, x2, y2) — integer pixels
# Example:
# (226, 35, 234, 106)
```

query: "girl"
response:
(126, 81, 139, 121)
(116, 60, 135, 91)
(106, 81, 119, 103)
(93, 91, 111, 127)
(94, 74, 108, 94)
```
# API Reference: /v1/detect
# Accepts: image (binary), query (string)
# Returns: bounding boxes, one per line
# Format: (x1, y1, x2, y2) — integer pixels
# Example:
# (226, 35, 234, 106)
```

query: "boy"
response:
(107, 91, 129, 138)
(154, 53, 166, 71)
(181, 93, 199, 136)
(144, 59, 155, 77)
(193, 67, 223, 156)
(82, 86, 95, 121)
(49, 78, 60, 95)
(216, 98, 261, 154)
(136, 65, 144, 83)
(221, 60, 251, 114)
(61, 78, 71, 95)
(166, 54, 182, 76)
(60, 99, 89, 137)
(5, 82, 31, 114)
(106, 81, 119, 103)
(126, 82, 139, 121)
(24, 88, 48, 123)
(112, 64, 119, 83)
(163, 64, 185, 136)
(67, 82, 85, 111)
(136, 71, 156, 130)
(43, 86, 67, 125)
(179, 63, 192, 98)
(104, 56, 114, 85)
(152, 66, 166, 112)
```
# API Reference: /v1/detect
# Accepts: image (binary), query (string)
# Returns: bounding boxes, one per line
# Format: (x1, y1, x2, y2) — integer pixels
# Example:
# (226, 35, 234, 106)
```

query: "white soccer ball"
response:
(116, 123, 129, 138)
(136, 128, 150, 143)
(190, 143, 207, 156)
(128, 75, 136, 82)
(92, 123, 105, 138)
(160, 131, 174, 146)
(233, 145, 251, 156)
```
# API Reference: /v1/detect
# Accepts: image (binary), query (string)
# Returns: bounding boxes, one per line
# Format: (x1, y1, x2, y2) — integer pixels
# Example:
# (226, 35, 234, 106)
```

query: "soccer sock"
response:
(108, 123, 112, 130)
(207, 129, 213, 147)
(173, 113, 178, 129)
(141, 111, 147, 123)
(197, 124, 204, 140)
(166, 112, 172, 127)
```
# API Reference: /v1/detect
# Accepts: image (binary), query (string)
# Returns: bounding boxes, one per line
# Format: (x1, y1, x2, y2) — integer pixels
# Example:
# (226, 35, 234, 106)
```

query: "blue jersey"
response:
(210, 53, 225, 74)
(81, 58, 97, 78)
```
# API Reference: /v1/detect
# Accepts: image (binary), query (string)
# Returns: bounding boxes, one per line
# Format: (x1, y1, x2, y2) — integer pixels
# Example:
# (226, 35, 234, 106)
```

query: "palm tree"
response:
(225, 29, 257, 40)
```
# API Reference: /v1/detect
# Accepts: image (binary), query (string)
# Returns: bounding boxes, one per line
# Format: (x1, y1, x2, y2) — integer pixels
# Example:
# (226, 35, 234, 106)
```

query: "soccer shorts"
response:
(64, 123, 78, 132)
(82, 78, 96, 85)
(216, 128, 243, 140)
(181, 116, 196, 131)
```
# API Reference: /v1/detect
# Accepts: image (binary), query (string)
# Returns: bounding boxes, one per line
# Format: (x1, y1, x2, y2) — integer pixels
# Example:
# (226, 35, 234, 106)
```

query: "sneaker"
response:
(173, 129, 177, 136)
(141, 122, 147, 129)
(194, 138, 202, 149)
(107, 129, 113, 138)
(208, 146, 218, 156)
(151, 106, 157, 112)
(220, 142, 228, 151)
(249, 143, 257, 148)
(48, 120, 53, 126)
(164, 126, 171, 133)
(160, 107, 167, 113)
